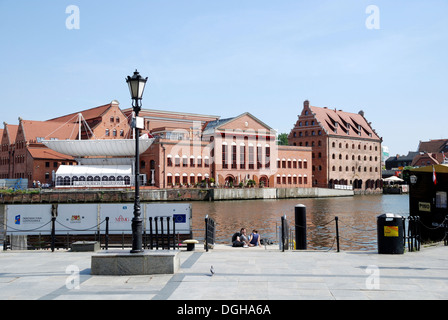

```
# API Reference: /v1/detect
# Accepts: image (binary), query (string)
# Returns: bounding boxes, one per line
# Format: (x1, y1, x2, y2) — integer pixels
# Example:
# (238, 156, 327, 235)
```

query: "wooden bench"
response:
(182, 239, 199, 251)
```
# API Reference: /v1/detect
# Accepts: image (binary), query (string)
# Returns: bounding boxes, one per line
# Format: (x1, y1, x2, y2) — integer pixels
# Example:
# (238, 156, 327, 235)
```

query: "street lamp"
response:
(126, 69, 148, 253)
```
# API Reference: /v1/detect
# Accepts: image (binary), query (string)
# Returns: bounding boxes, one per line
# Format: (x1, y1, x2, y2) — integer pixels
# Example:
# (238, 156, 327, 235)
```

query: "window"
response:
(222, 144, 228, 169)
(167, 156, 173, 167)
(190, 157, 195, 167)
(240, 145, 246, 169)
(436, 192, 447, 209)
(257, 145, 262, 169)
(248, 145, 254, 169)
(265, 146, 270, 168)
(232, 145, 237, 169)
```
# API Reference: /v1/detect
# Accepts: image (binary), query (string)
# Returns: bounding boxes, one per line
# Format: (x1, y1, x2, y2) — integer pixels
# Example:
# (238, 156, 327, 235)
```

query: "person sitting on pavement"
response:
(239, 228, 252, 247)
(232, 228, 250, 247)
(232, 230, 244, 247)
(249, 229, 261, 247)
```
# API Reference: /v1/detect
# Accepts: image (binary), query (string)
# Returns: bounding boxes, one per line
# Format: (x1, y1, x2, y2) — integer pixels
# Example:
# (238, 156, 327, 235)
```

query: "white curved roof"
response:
(42, 138, 154, 157)
(56, 165, 132, 176)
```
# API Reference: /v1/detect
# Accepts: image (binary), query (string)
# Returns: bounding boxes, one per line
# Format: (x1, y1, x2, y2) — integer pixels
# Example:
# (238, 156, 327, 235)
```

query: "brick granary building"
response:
(1, 101, 313, 189)
(288, 100, 383, 191)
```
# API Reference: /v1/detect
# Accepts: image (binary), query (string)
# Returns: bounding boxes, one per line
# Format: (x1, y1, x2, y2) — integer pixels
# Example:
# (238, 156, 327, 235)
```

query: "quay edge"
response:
(0, 187, 354, 204)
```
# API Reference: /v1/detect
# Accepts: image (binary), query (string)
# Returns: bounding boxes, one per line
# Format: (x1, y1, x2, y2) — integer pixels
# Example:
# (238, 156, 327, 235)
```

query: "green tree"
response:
(277, 133, 289, 146)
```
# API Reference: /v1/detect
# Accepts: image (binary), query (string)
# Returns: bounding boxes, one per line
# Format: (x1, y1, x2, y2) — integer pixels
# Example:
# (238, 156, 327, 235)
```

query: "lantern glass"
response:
(126, 70, 148, 100)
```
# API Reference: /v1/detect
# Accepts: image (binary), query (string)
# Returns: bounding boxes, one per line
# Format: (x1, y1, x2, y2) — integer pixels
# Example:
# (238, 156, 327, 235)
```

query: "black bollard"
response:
(295, 204, 307, 250)
(105, 217, 109, 250)
(51, 216, 56, 252)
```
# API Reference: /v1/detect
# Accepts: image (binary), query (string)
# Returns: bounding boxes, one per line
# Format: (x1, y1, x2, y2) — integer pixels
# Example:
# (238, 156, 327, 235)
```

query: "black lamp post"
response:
(126, 69, 148, 253)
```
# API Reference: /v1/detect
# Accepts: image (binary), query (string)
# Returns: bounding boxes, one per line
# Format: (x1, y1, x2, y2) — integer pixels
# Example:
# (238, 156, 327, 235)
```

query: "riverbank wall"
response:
(0, 187, 353, 204)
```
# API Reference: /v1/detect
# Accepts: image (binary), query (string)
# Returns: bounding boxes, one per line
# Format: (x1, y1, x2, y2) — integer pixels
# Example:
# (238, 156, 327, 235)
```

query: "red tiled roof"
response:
(20, 120, 78, 142)
(27, 147, 74, 160)
(418, 139, 448, 153)
(309, 105, 380, 141)
(4, 124, 19, 144)
(47, 103, 112, 123)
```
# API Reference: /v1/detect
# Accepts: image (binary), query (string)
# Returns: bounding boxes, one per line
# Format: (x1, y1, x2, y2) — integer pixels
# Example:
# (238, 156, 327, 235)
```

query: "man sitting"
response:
(232, 228, 250, 247)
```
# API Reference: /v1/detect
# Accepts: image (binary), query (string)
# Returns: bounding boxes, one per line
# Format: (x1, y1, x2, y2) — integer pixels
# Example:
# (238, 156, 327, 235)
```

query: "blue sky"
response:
(0, 0, 447, 156)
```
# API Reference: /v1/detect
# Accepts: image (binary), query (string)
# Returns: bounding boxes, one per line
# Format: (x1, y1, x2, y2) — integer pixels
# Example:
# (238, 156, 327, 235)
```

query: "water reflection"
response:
(191, 194, 409, 251)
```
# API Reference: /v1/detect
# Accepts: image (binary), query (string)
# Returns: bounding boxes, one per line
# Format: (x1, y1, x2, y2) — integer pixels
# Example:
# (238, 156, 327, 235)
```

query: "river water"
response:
(191, 194, 409, 251)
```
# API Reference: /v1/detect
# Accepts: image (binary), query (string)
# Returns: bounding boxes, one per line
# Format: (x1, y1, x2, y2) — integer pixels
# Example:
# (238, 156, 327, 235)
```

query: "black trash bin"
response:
(377, 213, 405, 254)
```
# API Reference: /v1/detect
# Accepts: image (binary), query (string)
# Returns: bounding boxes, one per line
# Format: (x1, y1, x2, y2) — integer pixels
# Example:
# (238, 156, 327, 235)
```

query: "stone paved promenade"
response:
(0, 244, 447, 300)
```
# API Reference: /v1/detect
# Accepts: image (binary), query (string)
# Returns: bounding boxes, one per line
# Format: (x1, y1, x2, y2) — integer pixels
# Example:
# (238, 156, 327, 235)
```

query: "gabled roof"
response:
(2, 124, 19, 145)
(203, 112, 274, 135)
(202, 117, 235, 134)
(308, 104, 380, 141)
(27, 147, 74, 160)
(418, 139, 448, 153)
(19, 119, 78, 143)
(47, 101, 119, 123)
(386, 151, 419, 163)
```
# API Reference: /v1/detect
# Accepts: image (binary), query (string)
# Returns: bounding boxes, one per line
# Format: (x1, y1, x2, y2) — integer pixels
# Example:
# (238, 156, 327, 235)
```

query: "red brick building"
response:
(122, 108, 312, 189)
(0, 123, 18, 179)
(0, 101, 132, 187)
(288, 100, 382, 191)
(2, 101, 313, 189)
(412, 139, 448, 167)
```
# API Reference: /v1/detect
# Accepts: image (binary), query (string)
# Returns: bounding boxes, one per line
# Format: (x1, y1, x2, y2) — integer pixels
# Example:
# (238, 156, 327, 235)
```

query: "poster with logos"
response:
(99, 203, 134, 234)
(56, 204, 99, 234)
(6, 205, 52, 235)
(145, 203, 192, 234)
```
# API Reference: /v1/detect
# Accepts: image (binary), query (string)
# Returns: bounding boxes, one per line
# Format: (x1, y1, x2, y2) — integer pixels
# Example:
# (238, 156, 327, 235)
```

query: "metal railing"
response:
(1, 215, 186, 251)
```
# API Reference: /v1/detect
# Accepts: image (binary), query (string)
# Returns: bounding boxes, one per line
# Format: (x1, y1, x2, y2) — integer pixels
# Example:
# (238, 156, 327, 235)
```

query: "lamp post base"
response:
(131, 216, 143, 253)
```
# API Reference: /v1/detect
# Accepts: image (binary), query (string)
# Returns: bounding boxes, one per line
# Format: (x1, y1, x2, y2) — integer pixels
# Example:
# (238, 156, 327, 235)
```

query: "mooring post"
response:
(295, 204, 307, 250)
(51, 217, 56, 252)
(335, 216, 340, 252)
(105, 217, 109, 250)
